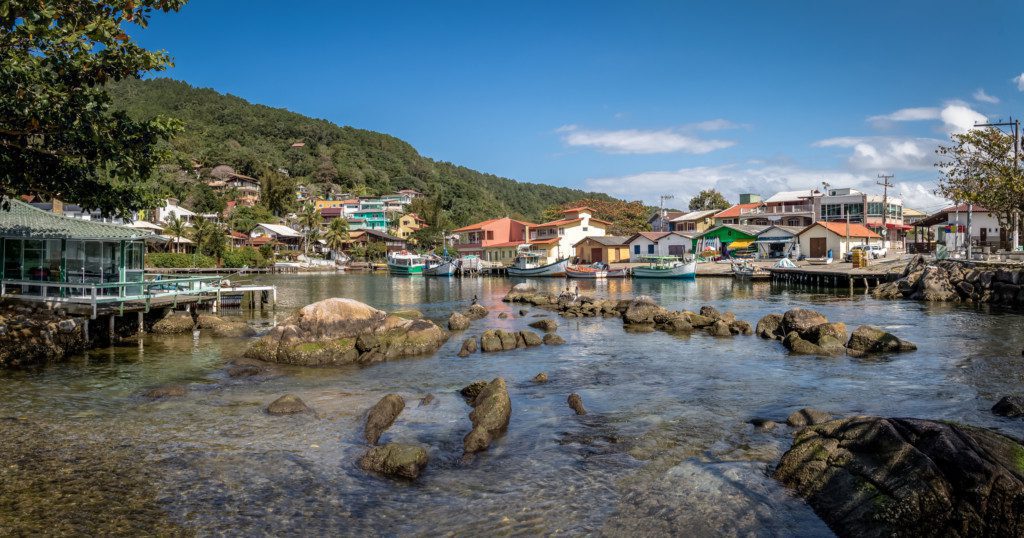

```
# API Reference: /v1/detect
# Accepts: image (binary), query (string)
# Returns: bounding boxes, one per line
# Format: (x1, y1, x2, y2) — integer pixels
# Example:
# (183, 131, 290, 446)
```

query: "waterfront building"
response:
(393, 213, 428, 241)
(453, 217, 533, 258)
(346, 229, 407, 252)
(754, 225, 803, 259)
(819, 187, 906, 244)
(251, 223, 302, 251)
(625, 231, 693, 260)
(712, 203, 764, 226)
(912, 205, 1003, 251)
(481, 241, 525, 264)
(796, 221, 882, 260)
(737, 189, 820, 227)
(648, 210, 685, 233)
(669, 209, 718, 233)
(693, 225, 767, 257)
(573, 236, 630, 264)
(527, 207, 609, 263)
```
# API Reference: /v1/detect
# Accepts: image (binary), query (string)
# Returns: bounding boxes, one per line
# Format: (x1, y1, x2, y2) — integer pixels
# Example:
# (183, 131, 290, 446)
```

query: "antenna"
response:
(659, 194, 674, 232)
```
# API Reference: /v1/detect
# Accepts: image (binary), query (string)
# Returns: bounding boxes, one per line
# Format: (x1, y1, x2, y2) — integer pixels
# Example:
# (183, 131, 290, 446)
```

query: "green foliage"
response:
(324, 217, 349, 254)
(936, 127, 1024, 234)
(688, 189, 731, 211)
(0, 0, 187, 217)
(106, 78, 618, 225)
(188, 182, 226, 215)
(407, 194, 453, 249)
(163, 215, 187, 252)
(145, 252, 215, 268)
(541, 197, 653, 235)
(221, 246, 269, 268)
(365, 241, 387, 261)
(258, 243, 274, 261)
(228, 205, 276, 234)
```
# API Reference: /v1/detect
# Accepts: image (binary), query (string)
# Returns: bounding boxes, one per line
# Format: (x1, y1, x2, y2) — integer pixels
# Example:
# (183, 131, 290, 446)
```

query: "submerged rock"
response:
(463, 378, 511, 454)
(364, 394, 405, 445)
(543, 333, 566, 345)
(846, 325, 917, 354)
(622, 296, 667, 325)
(143, 384, 187, 399)
(750, 418, 777, 431)
(391, 309, 423, 320)
(785, 407, 832, 428)
(448, 312, 470, 331)
(498, 312, 509, 319)
(150, 312, 196, 335)
(244, 298, 448, 366)
(226, 364, 263, 378)
(419, 394, 435, 407)
(266, 394, 310, 415)
(528, 318, 559, 333)
(199, 315, 257, 338)
(992, 395, 1024, 417)
(460, 380, 488, 401)
(774, 416, 1024, 537)
(457, 337, 477, 357)
(533, 372, 548, 383)
(783, 331, 833, 356)
(359, 443, 428, 480)
(567, 393, 587, 415)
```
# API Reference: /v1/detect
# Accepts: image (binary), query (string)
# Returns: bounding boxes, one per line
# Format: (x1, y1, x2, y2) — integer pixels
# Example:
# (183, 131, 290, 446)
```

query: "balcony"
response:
(740, 204, 813, 215)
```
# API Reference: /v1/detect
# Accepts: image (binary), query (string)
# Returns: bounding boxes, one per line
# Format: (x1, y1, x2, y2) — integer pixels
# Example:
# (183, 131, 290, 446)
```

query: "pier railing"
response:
(0, 274, 223, 317)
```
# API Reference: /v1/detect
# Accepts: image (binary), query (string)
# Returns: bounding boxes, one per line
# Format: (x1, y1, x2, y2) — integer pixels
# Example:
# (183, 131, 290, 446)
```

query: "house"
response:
(573, 236, 631, 263)
(819, 187, 907, 244)
(694, 225, 767, 257)
(381, 192, 417, 212)
(28, 200, 127, 224)
(394, 213, 428, 241)
(527, 207, 609, 263)
(206, 165, 260, 206)
(152, 198, 196, 225)
(713, 203, 764, 226)
(453, 217, 533, 258)
(797, 221, 882, 260)
(314, 198, 359, 216)
(749, 189, 821, 227)
(346, 229, 407, 252)
(669, 210, 718, 233)
(912, 205, 1004, 251)
(227, 230, 250, 248)
(625, 232, 693, 260)
(648, 210, 685, 233)
(319, 207, 345, 224)
(481, 242, 525, 265)
(351, 199, 388, 231)
(754, 225, 803, 259)
(251, 223, 302, 251)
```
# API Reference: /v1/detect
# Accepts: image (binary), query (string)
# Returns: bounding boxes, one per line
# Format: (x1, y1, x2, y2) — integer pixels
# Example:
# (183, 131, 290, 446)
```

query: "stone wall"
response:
(873, 257, 1024, 306)
(0, 304, 89, 367)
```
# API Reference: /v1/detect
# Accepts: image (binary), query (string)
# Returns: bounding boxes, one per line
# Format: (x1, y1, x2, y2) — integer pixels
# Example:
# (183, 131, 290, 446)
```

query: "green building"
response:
(693, 224, 768, 256)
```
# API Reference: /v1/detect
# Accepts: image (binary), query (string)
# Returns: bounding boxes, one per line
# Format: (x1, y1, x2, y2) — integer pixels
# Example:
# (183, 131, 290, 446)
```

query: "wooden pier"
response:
(769, 263, 902, 290)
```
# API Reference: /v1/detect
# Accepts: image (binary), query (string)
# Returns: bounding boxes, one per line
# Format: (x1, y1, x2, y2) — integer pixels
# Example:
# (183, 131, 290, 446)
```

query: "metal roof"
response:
(0, 198, 150, 240)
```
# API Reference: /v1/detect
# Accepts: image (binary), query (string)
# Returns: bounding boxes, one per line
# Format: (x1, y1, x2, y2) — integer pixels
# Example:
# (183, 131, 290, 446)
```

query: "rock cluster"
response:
(621, 297, 752, 337)
(874, 257, 1024, 306)
(463, 378, 512, 454)
(756, 308, 916, 356)
(774, 416, 1024, 536)
(0, 304, 87, 367)
(244, 298, 448, 366)
(480, 329, 543, 352)
(503, 283, 622, 318)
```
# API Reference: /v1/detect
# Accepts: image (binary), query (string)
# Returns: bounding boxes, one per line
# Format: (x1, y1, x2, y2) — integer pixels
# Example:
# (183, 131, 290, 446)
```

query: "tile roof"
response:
(256, 223, 302, 238)
(573, 235, 630, 247)
(800, 221, 881, 239)
(0, 198, 150, 240)
(485, 241, 527, 248)
(671, 209, 719, 222)
(528, 237, 561, 244)
(714, 203, 763, 218)
(453, 218, 502, 232)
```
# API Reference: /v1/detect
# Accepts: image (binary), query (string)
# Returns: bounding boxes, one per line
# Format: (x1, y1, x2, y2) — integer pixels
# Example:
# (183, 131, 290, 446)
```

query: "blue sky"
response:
(136, 1, 1024, 212)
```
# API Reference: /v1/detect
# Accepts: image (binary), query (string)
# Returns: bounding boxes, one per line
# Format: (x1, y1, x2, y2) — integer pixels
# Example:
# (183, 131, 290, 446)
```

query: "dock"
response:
(768, 258, 906, 290)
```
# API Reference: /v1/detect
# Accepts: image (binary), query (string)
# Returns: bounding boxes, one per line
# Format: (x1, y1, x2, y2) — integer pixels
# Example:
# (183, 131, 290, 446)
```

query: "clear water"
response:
(4, 273, 1024, 536)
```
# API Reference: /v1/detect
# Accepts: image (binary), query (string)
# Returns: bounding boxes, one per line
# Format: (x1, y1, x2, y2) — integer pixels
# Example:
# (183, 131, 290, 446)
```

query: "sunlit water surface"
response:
(4, 273, 1024, 536)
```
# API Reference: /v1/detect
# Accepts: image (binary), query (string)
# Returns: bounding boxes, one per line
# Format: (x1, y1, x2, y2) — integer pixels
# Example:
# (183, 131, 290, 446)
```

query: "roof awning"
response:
(885, 223, 912, 230)
(727, 239, 754, 249)
(754, 237, 795, 244)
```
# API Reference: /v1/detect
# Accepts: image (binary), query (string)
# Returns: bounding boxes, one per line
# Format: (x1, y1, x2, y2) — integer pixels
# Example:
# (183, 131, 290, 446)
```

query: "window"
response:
(486, 231, 494, 240)
(582, 226, 588, 232)
(647, 244, 655, 254)
(633, 245, 640, 254)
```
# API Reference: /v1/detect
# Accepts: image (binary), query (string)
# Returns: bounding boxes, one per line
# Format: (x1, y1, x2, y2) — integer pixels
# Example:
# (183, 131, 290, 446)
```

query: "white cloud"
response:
(868, 107, 941, 124)
(687, 119, 740, 131)
(867, 104, 985, 134)
(558, 125, 735, 154)
(939, 104, 986, 133)
(973, 88, 999, 104)
(1015, 73, 1024, 91)
(583, 163, 948, 211)
(813, 136, 941, 170)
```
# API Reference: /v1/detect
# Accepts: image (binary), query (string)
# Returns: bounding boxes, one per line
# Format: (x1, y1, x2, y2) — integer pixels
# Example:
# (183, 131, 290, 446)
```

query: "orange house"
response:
(454, 217, 535, 257)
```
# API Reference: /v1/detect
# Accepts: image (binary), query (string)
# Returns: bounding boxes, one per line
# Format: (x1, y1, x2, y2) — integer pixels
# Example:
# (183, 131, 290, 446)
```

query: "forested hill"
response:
(107, 78, 616, 224)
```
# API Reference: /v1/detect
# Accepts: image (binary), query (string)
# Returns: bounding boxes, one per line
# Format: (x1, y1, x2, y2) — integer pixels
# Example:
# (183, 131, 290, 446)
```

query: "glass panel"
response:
(2, 239, 22, 295)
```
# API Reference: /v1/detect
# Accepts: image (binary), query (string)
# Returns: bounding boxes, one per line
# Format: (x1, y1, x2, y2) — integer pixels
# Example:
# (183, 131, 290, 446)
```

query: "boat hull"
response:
(632, 260, 697, 279)
(424, 261, 457, 276)
(507, 258, 569, 277)
(387, 263, 425, 275)
(566, 266, 628, 278)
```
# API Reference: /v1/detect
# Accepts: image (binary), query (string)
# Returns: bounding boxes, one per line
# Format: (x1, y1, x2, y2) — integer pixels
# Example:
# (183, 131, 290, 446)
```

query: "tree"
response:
(1, 0, 187, 216)
(688, 189, 731, 211)
(936, 127, 1024, 247)
(228, 205, 275, 234)
(189, 182, 226, 215)
(298, 202, 322, 255)
(324, 218, 350, 257)
(258, 166, 296, 217)
(407, 194, 453, 250)
(541, 198, 652, 236)
(164, 215, 187, 254)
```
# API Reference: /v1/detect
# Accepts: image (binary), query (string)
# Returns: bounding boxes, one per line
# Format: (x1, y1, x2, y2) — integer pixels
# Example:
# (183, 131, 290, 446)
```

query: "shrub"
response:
(145, 252, 217, 268)
(222, 247, 269, 268)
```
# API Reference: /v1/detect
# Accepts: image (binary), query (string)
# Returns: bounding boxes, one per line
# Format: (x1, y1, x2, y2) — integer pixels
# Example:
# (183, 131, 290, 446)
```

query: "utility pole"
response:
(877, 173, 894, 247)
(659, 194, 674, 232)
(974, 117, 1021, 250)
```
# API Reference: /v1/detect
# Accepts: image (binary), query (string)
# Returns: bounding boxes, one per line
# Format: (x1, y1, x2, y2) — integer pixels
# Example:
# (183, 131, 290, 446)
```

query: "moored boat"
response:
(387, 251, 426, 275)
(731, 260, 771, 281)
(566, 262, 628, 278)
(424, 257, 458, 276)
(631, 256, 696, 279)
(507, 252, 569, 277)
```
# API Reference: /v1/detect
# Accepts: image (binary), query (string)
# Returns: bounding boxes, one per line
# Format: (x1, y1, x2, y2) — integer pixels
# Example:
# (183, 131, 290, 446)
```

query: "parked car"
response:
(845, 245, 887, 261)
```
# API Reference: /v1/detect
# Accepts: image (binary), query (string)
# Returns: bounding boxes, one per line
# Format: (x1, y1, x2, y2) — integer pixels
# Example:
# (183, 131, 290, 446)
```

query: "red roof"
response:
(714, 203, 763, 219)
(534, 216, 612, 228)
(228, 231, 249, 239)
(800, 221, 882, 239)
(454, 218, 502, 232)
(561, 206, 596, 214)
(486, 241, 526, 248)
(528, 237, 561, 245)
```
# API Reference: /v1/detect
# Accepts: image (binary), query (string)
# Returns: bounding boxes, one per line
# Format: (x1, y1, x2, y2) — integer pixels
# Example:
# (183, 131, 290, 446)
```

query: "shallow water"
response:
(3, 273, 1024, 536)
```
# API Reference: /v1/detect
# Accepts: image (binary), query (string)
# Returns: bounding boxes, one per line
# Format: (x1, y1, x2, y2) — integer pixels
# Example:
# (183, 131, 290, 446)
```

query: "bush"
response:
(222, 247, 269, 268)
(145, 252, 217, 268)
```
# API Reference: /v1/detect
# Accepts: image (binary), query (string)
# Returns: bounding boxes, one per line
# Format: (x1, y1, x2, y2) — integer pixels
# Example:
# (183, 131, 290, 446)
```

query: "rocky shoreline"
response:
(874, 256, 1024, 306)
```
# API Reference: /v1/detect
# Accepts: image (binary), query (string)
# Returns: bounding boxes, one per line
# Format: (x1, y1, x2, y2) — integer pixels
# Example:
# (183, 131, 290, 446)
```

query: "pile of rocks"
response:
(245, 298, 448, 366)
(457, 327, 562, 356)
(874, 257, 1024, 305)
(151, 312, 255, 338)
(621, 297, 753, 337)
(756, 308, 916, 356)
(502, 283, 623, 318)
(0, 304, 87, 367)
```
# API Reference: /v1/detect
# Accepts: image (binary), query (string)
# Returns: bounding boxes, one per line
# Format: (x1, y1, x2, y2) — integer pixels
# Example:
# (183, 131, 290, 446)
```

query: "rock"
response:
(497, 329, 517, 350)
(244, 298, 448, 366)
(684, 311, 716, 328)
(457, 337, 477, 357)
(910, 266, 959, 301)
(498, 312, 509, 319)
(419, 394, 435, 407)
(533, 372, 548, 383)
(519, 330, 543, 347)
(57, 319, 77, 333)
(781, 309, 829, 336)
(992, 395, 1024, 417)
(756, 314, 785, 339)
(226, 364, 263, 378)
(391, 309, 423, 320)
(567, 393, 587, 415)
(528, 318, 559, 332)
(465, 304, 488, 320)
(519, 309, 528, 316)
(364, 394, 405, 445)
(622, 296, 666, 325)
(699, 306, 721, 320)
(706, 319, 732, 337)
(510, 282, 536, 293)
(728, 320, 753, 335)
(785, 407, 832, 427)
(143, 384, 186, 399)
(480, 330, 502, 352)
(150, 313, 195, 335)
(266, 394, 310, 415)
(783, 331, 833, 356)
(463, 378, 511, 453)
(658, 313, 693, 333)
(774, 416, 1024, 537)
(846, 325, 917, 354)
(956, 280, 975, 297)
(750, 418, 777, 431)
(448, 312, 470, 331)
(543, 333, 566, 345)
(199, 315, 258, 338)
(460, 381, 487, 401)
(804, 322, 847, 345)
(359, 443, 428, 480)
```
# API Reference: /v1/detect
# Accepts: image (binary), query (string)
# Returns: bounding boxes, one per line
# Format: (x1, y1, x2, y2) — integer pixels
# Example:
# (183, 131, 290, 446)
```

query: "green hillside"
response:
(107, 78, 616, 225)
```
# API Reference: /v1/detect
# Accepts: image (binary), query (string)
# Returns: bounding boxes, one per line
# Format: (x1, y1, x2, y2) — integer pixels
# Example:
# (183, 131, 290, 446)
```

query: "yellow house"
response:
(481, 241, 524, 264)
(314, 198, 359, 211)
(394, 213, 428, 241)
(572, 236, 631, 263)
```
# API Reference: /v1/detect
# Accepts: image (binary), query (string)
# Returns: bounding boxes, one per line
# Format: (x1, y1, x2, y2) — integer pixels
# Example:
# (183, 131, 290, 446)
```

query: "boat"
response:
(424, 257, 458, 276)
(387, 251, 426, 275)
(731, 260, 771, 281)
(631, 256, 697, 279)
(566, 262, 628, 279)
(507, 252, 569, 277)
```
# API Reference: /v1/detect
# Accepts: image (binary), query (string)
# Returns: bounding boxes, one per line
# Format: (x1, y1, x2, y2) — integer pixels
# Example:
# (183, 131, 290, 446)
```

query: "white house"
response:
(251, 223, 303, 251)
(754, 225, 802, 259)
(626, 231, 693, 260)
(527, 207, 609, 263)
(797, 221, 883, 260)
(913, 204, 1005, 250)
(152, 198, 196, 225)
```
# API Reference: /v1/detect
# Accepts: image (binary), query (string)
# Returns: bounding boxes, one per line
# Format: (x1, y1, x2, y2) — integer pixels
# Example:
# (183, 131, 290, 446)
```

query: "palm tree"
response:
(298, 203, 323, 255)
(324, 217, 350, 259)
(190, 216, 214, 255)
(165, 215, 187, 254)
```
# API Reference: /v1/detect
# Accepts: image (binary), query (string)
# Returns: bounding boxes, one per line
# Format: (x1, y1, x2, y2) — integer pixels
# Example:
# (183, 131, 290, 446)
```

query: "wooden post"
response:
(108, 314, 115, 341)
(137, 311, 144, 335)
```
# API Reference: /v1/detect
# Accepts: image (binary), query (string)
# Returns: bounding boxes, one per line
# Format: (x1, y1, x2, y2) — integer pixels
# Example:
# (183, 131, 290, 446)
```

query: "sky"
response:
(135, 1, 1024, 213)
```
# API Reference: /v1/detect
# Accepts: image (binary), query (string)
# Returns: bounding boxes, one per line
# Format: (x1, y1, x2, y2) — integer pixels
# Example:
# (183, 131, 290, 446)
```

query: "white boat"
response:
(565, 263, 628, 279)
(507, 252, 569, 277)
(631, 256, 697, 279)
(731, 260, 770, 281)
(424, 257, 458, 276)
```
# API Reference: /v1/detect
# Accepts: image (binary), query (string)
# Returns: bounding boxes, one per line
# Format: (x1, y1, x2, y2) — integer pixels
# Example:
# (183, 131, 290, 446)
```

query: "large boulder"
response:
(463, 378, 511, 454)
(198, 315, 256, 338)
(755, 314, 785, 340)
(364, 394, 405, 445)
(684, 311, 716, 329)
(805, 322, 847, 354)
(448, 312, 470, 331)
(150, 312, 195, 335)
(622, 296, 666, 325)
(785, 407, 832, 427)
(783, 331, 835, 356)
(359, 443, 428, 480)
(244, 298, 448, 366)
(457, 337, 477, 357)
(909, 266, 958, 302)
(480, 330, 503, 352)
(846, 325, 917, 355)
(543, 333, 566, 345)
(781, 309, 829, 336)
(519, 330, 543, 347)
(528, 318, 559, 333)
(464, 304, 489, 320)
(774, 416, 1024, 537)
(705, 319, 732, 337)
(728, 320, 753, 336)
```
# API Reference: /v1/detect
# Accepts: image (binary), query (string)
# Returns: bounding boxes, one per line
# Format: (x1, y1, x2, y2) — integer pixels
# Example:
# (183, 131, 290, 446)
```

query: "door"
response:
(668, 245, 684, 257)
(591, 248, 603, 263)
(810, 237, 827, 258)
(980, 227, 987, 245)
